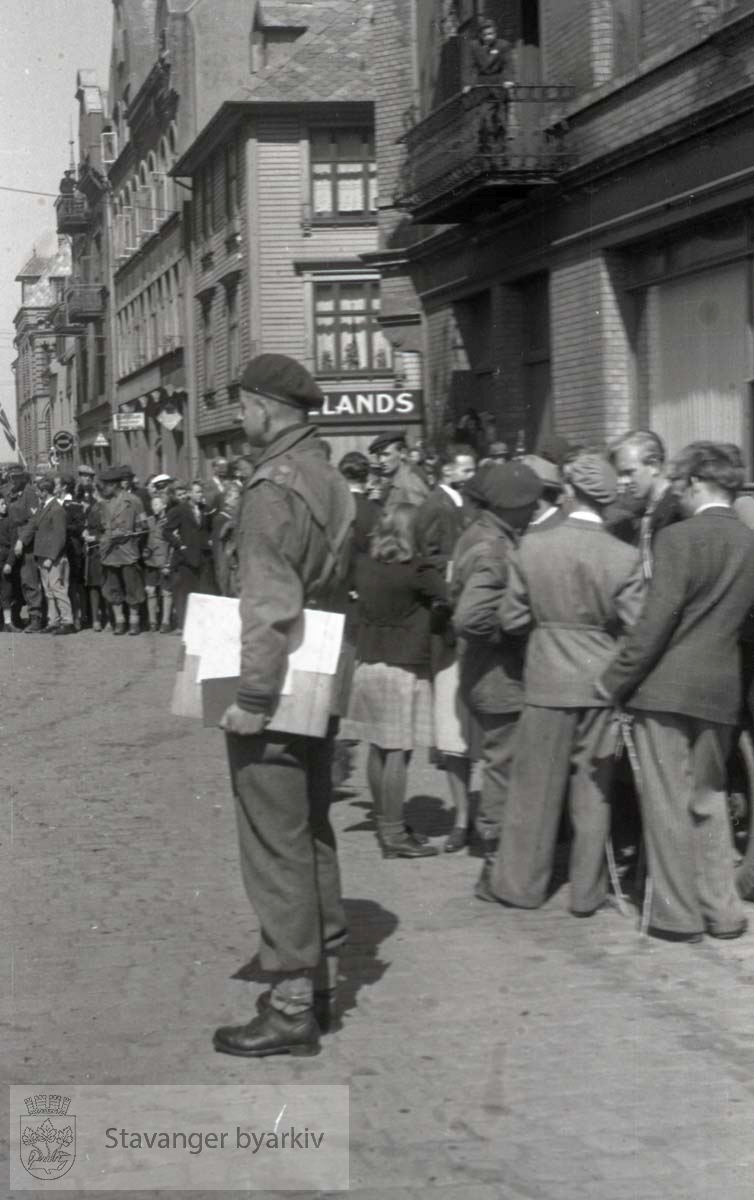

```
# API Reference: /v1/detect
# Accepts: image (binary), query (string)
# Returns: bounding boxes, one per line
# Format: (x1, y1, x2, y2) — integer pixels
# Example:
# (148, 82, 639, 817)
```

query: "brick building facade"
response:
(372, 0, 754, 466)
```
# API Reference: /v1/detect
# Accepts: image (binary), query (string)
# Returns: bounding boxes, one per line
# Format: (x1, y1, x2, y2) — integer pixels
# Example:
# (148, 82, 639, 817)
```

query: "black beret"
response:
(99, 465, 133, 483)
(369, 431, 406, 455)
(465, 462, 543, 511)
(239, 353, 324, 410)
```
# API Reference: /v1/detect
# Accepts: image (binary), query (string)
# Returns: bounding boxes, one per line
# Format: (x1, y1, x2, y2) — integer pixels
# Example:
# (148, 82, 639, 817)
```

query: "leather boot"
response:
(23, 615, 42, 634)
(257, 989, 339, 1034)
(213, 1006, 320, 1057)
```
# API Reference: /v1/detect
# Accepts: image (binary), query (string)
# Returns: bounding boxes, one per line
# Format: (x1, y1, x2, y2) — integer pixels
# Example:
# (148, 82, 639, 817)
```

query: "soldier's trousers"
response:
(491, 705, 616, 912)
(631, 712, 744, 936)
(225, 721, 347, 975)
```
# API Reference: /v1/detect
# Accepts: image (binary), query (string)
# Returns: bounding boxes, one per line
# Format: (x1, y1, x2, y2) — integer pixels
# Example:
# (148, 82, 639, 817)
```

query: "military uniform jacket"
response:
(236, 424, 355, 715)
(602, 507, 754, 725)
(500, 515, 645, 708)
(382, 463, 430, 512)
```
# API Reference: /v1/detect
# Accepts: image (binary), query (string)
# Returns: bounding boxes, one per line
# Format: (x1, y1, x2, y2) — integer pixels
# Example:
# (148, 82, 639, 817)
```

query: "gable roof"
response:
(242, 0, 373, 104)
(15, 251, 49, 281)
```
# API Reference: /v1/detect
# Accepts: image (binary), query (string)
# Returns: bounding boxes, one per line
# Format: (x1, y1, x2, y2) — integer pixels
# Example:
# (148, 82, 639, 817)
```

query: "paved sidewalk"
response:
(3, 632, 754, 1198)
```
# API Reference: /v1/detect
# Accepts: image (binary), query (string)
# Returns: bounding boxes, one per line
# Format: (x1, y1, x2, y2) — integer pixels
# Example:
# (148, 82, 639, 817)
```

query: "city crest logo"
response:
(20, 1095, 76, 1181)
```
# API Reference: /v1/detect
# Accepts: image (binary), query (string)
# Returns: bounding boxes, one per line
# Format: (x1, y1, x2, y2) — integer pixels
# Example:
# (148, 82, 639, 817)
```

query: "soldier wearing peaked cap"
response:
(213, 353, 355, 1059)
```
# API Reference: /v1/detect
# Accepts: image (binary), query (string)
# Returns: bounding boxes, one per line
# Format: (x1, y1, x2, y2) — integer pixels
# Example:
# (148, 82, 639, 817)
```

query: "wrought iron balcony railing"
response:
(395, 84, 573, 223)
(55, 194, 91, 235)
(65, 283, 104, 322)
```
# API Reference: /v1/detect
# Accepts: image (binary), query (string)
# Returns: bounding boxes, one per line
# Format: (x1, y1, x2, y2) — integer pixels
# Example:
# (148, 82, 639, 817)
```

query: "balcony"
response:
(395, 84, 573, 224)
(55, 193, 90, 235)
(65, 283, 105, 322)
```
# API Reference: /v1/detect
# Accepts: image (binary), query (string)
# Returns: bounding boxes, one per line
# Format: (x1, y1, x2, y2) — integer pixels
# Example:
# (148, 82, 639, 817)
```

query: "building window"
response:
(202, 301, 215, 394)
(226, 286, 240, 382)
(225, 139, 239, 221)
(310, 129, 377, 221)
(314, 280, 391, 376)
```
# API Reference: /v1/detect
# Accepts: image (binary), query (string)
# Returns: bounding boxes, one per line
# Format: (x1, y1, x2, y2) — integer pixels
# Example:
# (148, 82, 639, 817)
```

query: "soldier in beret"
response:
(214, 353, 355, 1059)
(98, 465, 148, 636)
(368, 431, 430, 512)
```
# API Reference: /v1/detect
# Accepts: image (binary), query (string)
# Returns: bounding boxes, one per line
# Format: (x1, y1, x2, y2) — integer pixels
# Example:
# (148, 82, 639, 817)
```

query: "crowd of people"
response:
(332, 427, 754, 955)
(8, 348, 754, 1060)
(0, 457, 246, 637)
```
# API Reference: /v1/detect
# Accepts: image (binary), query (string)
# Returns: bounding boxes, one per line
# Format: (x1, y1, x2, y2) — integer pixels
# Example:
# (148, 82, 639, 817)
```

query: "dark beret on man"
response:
(239, 353, 325, 411)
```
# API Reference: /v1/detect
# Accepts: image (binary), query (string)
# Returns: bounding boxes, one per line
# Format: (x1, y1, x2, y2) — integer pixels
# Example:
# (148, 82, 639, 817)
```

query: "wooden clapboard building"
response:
(173, 0, 423, 464)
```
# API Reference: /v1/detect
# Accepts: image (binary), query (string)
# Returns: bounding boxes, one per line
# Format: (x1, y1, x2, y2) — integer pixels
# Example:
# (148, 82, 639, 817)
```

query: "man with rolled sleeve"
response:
(213, 354, 354, 1059)
(599, 441, 754, 943)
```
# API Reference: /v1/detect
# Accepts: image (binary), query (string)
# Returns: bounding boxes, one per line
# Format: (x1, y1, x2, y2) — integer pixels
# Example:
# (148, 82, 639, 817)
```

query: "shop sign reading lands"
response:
(315, 389, 423, 422)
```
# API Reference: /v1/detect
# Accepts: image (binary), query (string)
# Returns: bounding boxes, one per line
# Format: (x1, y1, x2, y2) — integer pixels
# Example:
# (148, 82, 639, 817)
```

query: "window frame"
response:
(309, 127, 377, 226)
(312, 276, 391, 379)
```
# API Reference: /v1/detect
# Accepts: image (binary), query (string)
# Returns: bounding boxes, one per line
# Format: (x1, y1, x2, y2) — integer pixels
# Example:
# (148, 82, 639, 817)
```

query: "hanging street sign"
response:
(113, 412, 146, 432)
(52, 430, 75, 453)
(93, 433, 110, 447)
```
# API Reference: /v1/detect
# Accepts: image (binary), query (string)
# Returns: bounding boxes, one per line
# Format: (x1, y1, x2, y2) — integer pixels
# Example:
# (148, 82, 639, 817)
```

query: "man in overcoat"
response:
(599, 441, 754, 942)
(214, 354, 354, 1058)
(478, 452, 645, 914)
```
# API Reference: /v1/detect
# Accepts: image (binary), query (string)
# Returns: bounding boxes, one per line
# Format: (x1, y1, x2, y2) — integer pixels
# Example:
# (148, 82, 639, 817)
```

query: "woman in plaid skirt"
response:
(342, 504, 449, 858)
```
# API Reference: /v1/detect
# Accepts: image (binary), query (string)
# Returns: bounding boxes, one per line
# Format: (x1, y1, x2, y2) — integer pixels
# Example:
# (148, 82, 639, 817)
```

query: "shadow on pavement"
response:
(231, 898, 399, 1021)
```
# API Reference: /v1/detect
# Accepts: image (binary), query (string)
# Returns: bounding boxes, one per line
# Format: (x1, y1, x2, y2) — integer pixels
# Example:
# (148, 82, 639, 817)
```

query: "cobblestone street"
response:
(4, 632, 754, 1198)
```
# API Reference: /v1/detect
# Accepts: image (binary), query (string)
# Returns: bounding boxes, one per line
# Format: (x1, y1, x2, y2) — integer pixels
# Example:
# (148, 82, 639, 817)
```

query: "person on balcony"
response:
(58, 170, 76, 195)
(470, 18, 513, 82)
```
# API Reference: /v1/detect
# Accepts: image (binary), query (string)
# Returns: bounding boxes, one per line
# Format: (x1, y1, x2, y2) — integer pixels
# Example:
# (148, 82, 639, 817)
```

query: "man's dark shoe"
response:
(213, 1006, 320, 1057)
(52, 624, 75, 636)
(128, 624, 140, 637)
(405, 824, 429, 846)
(257, 990, 339, 1035)
(381, 832, 439, 859)
(647, 925, 703, 944)
(444, 826, 468, 853)
(40, 624, 58, 634)
(112, 622, 127, 636)
(707, 919, 748, 940)
(23, 617, 42, 634)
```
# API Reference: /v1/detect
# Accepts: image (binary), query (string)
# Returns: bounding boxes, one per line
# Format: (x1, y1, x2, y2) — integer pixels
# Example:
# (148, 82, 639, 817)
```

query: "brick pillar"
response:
(550, 251, 634, 446)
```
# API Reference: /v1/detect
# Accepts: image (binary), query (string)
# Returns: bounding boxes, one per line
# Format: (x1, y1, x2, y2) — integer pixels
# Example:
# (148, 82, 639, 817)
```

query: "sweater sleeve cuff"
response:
(236, 687, 275, 715)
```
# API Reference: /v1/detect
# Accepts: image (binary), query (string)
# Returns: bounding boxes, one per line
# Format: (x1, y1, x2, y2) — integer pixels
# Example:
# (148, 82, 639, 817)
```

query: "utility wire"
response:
(0, 184, 179, 217)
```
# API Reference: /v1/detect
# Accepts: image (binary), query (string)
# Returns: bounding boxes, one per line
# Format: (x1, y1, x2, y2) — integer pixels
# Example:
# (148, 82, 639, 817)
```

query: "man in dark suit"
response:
(415, 443, 478, 850)
(414, 443, 477, 570)
(609, 429, 683, 578)
(32, 476, 74, 634)
(599, 441, 754, 943)
(164, 480, 216, 629)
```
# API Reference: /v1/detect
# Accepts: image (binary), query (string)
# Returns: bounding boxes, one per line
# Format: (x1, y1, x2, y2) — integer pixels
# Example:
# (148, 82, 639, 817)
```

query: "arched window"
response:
(138, 162, 154, 236)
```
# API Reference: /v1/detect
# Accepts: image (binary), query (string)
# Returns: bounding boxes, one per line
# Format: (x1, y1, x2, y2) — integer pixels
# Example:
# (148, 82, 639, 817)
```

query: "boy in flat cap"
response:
(478, 452, 645, 914)
(214, 353, 355, 1059)
(98, 466, 148, 635)
(451, 462, 543, 855)
(368, 431, 430, 512)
